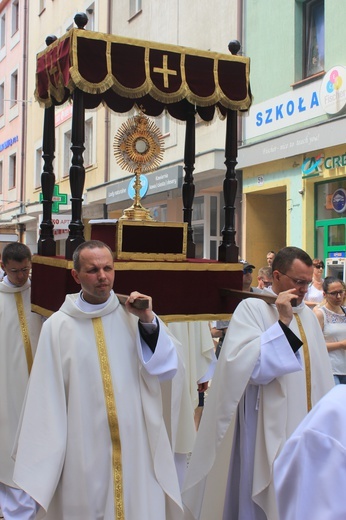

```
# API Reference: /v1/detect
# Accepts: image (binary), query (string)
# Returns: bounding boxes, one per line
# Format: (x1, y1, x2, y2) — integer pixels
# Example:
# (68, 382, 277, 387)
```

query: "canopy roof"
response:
(35, 28, 251, 121)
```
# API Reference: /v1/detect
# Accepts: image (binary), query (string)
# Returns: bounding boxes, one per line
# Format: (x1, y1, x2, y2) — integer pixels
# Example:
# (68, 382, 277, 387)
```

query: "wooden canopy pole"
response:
(65, 86, 86, 259)
(65, 14, 88, 260)
(37, 36, 57, 257)
(218, 40, 241, 263)
(183, 104, 196, 258)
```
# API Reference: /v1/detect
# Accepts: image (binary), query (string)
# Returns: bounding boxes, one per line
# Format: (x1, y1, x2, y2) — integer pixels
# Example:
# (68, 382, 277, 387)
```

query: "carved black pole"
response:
(182, 104, 196, 258)
(37, 35, 57, 257)
(65, 12, 89, 260)
(218, 40, 241, 263)
(65, 87, 86, 259)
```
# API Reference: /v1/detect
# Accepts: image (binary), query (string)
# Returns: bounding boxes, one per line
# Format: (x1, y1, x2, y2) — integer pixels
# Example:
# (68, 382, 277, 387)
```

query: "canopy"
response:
(35, 28, 251, 121)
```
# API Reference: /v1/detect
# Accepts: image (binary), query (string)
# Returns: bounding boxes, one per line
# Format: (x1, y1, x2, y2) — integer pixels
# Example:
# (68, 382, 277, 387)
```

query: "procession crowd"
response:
(0, 242, 345, 519)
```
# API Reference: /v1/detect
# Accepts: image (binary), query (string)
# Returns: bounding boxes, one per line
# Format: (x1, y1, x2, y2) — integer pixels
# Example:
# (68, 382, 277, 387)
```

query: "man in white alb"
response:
(13, 240, 195, 520)
(0, 243, 42, 520)
(183, 246, 334, 520)
(274, 384, 346, 519)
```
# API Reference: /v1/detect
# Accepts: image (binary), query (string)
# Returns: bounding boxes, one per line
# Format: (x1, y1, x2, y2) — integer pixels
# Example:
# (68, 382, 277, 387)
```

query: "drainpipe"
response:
(19, 0, 29, 241)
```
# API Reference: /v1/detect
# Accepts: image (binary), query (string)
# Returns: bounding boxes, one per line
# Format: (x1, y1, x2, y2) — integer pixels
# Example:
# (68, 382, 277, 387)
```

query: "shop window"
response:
(150, 205, 167, 221)
(316, 180, 346, 220)
(328, 225, 345, 247)
(9, 153, 16, 189)
(304, 0, 324, 78)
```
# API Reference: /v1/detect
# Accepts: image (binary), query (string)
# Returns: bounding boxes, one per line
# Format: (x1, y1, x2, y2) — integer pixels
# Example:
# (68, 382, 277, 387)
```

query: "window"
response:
(35, 147, 43, 189)
(10, 70, 18, 106)
(304, 0, 324, 78)
(0, 13, 5, 48)
(157, 114, 170, 137)
(9, 153, 16, 189)
(39, 0, 46, 15)
(0, 161, 3, 194)
(63, 130, 72, 177)
(11, 0, 19, 35)
(192, 194, 223, 259)
(130, 0, 142, 18)
(84, 118, 93, 167)
(86, 4, 95, 31)
(0, 82, 4, 117)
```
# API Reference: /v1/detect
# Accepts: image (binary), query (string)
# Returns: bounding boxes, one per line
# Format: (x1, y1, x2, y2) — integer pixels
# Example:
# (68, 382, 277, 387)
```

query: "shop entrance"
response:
(245, 189, 286, 268)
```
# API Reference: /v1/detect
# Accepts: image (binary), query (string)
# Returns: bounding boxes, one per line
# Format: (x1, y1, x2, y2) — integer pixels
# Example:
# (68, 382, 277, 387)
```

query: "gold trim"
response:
(294, 314, 312, 412)
(31, 254, 242, 271)
(113, 261, 241, 272)
(92, 317, 124, 519)
(116, 252, 187, 262)
(15, 293, 33, 374)
(32, 256, 74, 269)
(31, 303, 54, 318)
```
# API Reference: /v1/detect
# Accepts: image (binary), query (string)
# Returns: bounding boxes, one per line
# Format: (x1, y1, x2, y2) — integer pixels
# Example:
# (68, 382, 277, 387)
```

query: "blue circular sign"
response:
(332, 188, 346, 213)
(127, 174, 149, 200)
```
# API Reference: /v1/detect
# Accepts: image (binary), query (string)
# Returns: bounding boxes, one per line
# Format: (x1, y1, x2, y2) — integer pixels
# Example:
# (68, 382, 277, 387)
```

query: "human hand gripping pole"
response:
(122, 291, 155, 323)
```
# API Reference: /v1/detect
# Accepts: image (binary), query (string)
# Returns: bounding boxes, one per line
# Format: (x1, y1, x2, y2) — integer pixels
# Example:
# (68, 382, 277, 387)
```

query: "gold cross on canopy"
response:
(153, 55, 177, 88)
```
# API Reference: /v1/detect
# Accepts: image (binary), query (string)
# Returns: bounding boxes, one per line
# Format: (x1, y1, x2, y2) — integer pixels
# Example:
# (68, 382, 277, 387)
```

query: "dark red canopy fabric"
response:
(35, 29, 251, 121)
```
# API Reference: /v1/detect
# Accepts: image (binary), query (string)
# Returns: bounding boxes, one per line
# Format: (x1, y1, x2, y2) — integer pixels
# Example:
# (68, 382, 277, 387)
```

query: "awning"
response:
(35, 29, 251, 121)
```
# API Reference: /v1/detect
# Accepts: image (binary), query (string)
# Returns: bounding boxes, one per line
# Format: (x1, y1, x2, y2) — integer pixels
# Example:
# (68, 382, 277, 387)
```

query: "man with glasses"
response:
(183, 247, 334, 520)
(0, 243, 42, 519)
(240, 260, 256, 292)
(255, 266, 273, 292)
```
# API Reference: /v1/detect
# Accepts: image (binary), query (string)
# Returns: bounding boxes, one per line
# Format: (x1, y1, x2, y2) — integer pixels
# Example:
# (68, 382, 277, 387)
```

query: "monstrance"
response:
(113, 113, 164, 221)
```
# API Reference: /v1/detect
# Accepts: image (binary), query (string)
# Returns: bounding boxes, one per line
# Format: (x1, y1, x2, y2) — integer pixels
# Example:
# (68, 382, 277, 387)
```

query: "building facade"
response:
(0, 0, 29, 249)
(240, 0, 346, 275)
(1, 0, 246, 260)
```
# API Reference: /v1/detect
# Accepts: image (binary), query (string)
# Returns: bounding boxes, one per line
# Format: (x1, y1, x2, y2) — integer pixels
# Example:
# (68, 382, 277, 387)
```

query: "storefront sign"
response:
(245, 66, 346, 140)
(51, 214, 72, 230)
(331, 188, 346, 213)
(245, 80, 324, 139)
(320, 66, 346, 115)
(301, 152, 346, 178)
(106, 166, 183, 204)
(0, 135, 18, 152)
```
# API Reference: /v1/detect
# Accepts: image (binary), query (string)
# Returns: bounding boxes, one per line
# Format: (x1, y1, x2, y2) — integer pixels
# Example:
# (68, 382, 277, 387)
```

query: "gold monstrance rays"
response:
(113, 113, 164, 221)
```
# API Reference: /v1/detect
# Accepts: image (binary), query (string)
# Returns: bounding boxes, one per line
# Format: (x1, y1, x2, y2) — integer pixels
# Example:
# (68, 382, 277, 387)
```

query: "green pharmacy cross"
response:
(40, 184, 68, 214)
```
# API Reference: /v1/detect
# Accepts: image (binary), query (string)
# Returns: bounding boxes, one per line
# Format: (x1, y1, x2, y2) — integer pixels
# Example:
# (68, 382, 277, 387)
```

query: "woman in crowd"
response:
(314, 276, 346, 384)
(304, 258, 325, 308)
